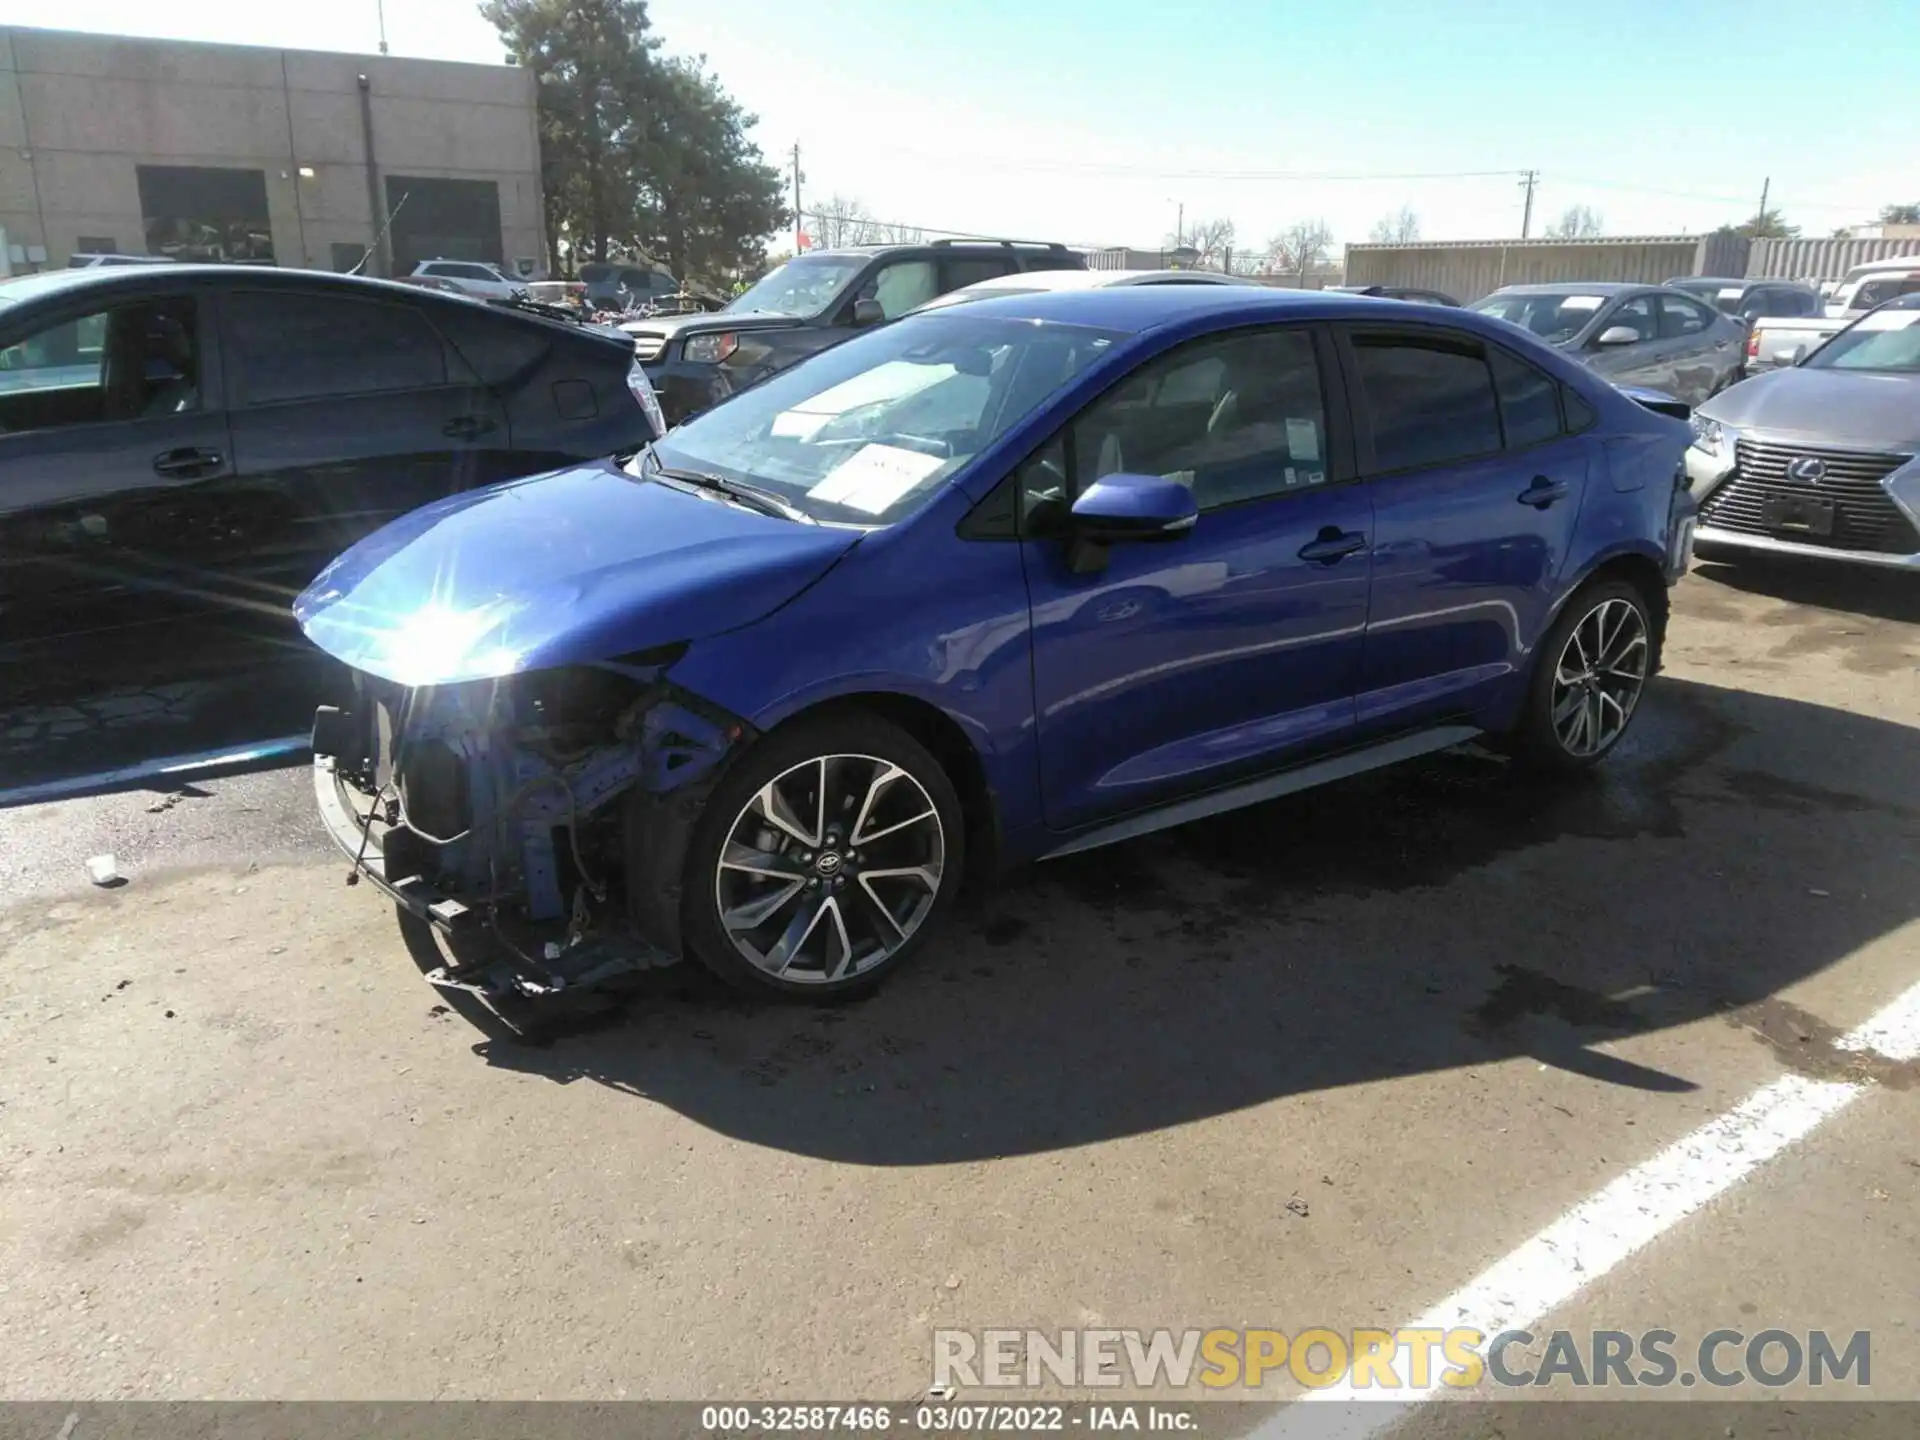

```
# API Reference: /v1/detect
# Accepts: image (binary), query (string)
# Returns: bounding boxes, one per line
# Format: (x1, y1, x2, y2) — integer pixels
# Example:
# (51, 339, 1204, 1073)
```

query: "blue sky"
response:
(2, 0, 1912, 252)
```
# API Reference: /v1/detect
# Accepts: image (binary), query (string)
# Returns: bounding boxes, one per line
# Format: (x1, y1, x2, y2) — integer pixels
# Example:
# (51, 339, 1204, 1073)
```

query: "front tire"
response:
(1510, 578, 1655, 771)
(681, 712, 966, 999)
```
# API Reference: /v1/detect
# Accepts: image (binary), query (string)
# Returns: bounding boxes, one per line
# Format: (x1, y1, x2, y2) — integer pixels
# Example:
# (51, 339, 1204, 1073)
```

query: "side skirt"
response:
(1036, 725, 1482, 862)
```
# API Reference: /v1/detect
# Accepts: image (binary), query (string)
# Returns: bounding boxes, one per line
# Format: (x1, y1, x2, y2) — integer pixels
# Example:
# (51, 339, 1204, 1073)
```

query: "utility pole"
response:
(375, 0, 388, 54)
(1754, 176, 1770, 235)
(1518, 169, 1538, 240)
(1177, 202, 1184, 248)
(791, 142, 803, 251)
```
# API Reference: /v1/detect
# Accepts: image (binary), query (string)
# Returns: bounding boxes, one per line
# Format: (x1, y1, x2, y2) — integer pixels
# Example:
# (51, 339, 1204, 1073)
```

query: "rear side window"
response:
(1562, 386, 1599, 433)
(1657, 294, 1714, 338)
(225, 292, 449, 405)
(1488, 346, 1563, 449)
(1350, 333, 1502, 473)
(942, 257, 1017, 291)
(431, 305, 550, 384)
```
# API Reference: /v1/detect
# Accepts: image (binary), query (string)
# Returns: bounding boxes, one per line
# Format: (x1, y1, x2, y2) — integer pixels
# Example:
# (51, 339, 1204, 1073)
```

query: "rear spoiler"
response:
(1616, 385, 1690, 422)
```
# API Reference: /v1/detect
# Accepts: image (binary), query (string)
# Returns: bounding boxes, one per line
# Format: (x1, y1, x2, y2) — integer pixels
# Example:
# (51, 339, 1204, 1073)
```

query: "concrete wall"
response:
(1342, 235, 1745, 304)
(0, 25, 544, 274)
(1745, 236, 1920, 283)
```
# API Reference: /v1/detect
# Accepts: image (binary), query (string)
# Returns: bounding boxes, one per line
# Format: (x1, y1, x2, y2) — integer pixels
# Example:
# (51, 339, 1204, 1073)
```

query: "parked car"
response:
(1742, 258, 1920, 374)
(909, 267, 1250, 314)
(0, 265, 662, 697)
(580, 261, 682, 314)
(298, 286, 1694, 1015)
(1325, 284, 1460, 306)
(1664, 276, 1823, 322)
(1687, 293, 1920, 570)
(408, 259, 528, 302)
(1469, 283, 1745, 405)
(624, 239, 1087, 426)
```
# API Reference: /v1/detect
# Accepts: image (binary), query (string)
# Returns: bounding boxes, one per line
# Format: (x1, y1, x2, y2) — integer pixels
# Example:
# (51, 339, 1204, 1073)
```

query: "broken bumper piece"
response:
(310, 668, 748, 1006)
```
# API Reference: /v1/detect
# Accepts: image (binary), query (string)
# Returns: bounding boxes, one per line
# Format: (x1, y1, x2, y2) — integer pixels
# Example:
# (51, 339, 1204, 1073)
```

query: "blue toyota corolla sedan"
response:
(295, 287, 1696, 1009)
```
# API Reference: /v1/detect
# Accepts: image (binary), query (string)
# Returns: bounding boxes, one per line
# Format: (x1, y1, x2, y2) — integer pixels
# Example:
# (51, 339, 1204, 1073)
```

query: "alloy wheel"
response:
(1550, 596, 1650, 758)
(713, 753, 946, 984)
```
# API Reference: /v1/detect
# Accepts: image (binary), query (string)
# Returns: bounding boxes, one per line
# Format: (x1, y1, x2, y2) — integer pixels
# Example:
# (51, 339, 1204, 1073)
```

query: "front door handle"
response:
(1297, 527, 1367, 564)
(1518, 476, 1570, 508)
(442, 414, 498, 441)
(152, 446, 224, 479)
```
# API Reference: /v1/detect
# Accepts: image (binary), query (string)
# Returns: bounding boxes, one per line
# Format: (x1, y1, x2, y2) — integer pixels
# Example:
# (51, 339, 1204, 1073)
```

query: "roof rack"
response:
(929, 238, 1072, 253)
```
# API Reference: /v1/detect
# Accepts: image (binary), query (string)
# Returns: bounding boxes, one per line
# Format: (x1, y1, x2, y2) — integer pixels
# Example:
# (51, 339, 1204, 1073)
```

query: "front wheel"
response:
(681, 712, 965, 998)
(1509, 579, 1655, 770)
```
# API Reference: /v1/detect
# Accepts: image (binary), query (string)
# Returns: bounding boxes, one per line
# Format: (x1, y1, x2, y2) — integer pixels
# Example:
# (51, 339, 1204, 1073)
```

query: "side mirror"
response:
(1594, 325, 1641, 347)
(851, 297, 885, 327)
(1069, 473, 1198, 542)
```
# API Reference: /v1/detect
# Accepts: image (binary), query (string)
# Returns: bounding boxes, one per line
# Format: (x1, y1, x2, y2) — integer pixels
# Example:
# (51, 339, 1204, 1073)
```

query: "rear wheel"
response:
(1509, 579, 1655, 770)
(682, 712, 965, 999)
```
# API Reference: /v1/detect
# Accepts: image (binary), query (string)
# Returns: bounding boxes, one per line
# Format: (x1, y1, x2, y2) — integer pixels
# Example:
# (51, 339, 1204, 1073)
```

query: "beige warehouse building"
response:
(0, 25, 546, 277)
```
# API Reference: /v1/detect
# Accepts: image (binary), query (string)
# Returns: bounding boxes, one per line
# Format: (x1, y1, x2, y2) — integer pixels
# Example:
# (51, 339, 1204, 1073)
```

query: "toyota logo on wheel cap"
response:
(1786, 456, 1826, 483)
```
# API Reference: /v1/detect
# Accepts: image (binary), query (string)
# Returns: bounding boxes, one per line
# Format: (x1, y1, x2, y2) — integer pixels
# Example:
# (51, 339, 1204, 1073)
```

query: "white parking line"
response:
(1254, 974, 1920, 1440)
(0, 734, 310, 809)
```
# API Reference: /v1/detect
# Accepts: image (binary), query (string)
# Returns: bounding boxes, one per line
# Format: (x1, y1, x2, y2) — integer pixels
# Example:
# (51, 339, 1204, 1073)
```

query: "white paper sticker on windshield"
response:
(1285, 418, 1321, 462)
(1559, 295, 1604, 311)
(810, 444, 947, 514)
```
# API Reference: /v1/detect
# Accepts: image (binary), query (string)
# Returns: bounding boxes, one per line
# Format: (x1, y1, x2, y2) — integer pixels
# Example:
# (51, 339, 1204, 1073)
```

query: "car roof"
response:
(0, 263, 622, 344)
(923, 283, 1518, 335)
(797, 242, 1078, 260)
(957, 268, 1240, 294)
(1484, 282, 1650, 297)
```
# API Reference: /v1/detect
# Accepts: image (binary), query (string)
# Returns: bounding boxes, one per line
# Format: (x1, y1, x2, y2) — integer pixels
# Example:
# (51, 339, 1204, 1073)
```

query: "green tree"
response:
(1879, 202, 1920, 225)
(1738, 206, 1798, 240)
(484, 0, 787, 283)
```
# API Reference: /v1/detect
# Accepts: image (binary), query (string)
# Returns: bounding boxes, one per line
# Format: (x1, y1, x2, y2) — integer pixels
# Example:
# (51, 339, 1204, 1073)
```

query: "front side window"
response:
(1060, 326, 1330, 513)
(0, 298, 198, 431)
(942, 257, 1017, 292)
(645, 312, 1120, 525)
(860, 261, 940, 321)
(1603, 296, 1658, 343)
(1658, 294, 1713, 338)
(725, 255, 868, 318)
(225, 292, 448, 405)
(1351, 332, 1501, 474)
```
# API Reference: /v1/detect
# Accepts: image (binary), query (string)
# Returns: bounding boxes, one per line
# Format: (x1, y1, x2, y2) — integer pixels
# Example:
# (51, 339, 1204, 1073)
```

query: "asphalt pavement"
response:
(1, 558, 1916, 1431)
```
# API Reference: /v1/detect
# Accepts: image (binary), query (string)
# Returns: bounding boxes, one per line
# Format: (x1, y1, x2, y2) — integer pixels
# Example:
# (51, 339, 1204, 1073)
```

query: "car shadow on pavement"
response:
(1692, 556, 1920, 625)
(471, 675, 1920, 1164)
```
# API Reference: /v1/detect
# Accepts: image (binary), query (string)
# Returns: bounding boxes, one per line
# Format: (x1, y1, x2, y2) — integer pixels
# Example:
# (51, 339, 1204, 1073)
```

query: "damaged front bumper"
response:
(311, 663, 751, 1005)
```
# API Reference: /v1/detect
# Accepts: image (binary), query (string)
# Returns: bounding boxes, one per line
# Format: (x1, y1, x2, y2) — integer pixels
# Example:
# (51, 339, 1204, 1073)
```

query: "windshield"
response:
(1802, 307, 1920, 372)
(726, 255, 868, 318)
(639, 312, 1122, 525)
(1469, 291, 1607, 343)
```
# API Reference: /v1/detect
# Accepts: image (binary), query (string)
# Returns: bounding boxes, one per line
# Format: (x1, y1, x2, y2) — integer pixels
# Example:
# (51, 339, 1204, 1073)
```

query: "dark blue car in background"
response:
(296, 287, 1696, 1013)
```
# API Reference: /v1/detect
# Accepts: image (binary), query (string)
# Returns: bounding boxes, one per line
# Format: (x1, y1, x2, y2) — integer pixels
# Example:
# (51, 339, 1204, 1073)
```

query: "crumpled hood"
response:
(1700, 367, 1920, 449)
(294, 461, 860, 686)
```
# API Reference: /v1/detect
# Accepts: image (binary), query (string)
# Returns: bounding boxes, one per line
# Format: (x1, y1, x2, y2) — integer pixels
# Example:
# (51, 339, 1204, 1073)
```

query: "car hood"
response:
(621, 310, 802, 338)
(294, 461, 861, 686)
(1701, 367, 1920, 448)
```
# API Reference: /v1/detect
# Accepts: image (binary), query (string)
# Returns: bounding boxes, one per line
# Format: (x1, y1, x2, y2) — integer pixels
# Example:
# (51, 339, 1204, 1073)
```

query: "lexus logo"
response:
(1786, 456, 1827, 483)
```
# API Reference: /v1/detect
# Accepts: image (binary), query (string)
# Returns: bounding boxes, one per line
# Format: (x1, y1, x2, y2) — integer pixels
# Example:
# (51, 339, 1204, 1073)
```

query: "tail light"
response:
(1745, 328, 1760, 360)
(626, 357, 668, 438)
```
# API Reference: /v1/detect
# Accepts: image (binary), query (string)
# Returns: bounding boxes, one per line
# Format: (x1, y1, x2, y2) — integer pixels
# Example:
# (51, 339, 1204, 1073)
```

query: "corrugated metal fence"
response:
(1745, 236, 1920, 282)
(1341, 235, 1746, 303)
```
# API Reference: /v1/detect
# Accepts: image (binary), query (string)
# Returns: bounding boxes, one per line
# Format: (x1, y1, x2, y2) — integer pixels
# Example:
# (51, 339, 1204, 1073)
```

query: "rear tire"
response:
(681, 711, 966, 999)
(1508, 578, 1655, 771)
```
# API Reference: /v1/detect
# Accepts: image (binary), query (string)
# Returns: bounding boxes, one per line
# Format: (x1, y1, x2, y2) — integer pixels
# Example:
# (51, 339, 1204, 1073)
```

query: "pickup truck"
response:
(1742, 257, 1920, 375)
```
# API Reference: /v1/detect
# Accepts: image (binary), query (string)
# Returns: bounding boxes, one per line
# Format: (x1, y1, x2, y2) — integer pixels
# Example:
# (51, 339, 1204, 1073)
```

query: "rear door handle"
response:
(152, 446, 224, 479)
(1297, 527, 1367, 564)
(442, 414, 498, 441)
(1518, 476, 1570, 508)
